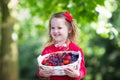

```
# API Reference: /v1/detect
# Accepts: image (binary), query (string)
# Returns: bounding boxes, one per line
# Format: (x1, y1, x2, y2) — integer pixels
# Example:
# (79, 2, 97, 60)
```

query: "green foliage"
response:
(16, 0, 120, 80)
(18, 0, 104, 24)
(18, 38, 43, 80)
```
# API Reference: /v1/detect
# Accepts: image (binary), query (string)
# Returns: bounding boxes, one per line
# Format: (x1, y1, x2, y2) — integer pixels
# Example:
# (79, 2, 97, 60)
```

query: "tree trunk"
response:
(0, 0, 19, 80)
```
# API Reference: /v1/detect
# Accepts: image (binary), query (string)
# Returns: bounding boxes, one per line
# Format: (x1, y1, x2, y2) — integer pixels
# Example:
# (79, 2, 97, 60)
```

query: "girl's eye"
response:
(58, 27, 62, 29)
(51, 27, 55, 29)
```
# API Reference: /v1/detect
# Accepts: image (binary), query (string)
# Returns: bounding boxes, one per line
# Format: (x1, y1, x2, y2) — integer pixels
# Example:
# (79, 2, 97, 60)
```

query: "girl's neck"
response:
(54, 39, 70, 47)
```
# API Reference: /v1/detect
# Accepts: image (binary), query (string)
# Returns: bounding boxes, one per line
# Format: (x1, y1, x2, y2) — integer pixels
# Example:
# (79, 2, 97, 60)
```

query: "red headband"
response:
(63, 12, 73, 22)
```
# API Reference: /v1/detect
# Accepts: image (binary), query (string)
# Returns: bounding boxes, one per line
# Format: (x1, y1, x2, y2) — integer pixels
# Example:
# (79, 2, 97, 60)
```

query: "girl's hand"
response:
(64, 68, 80, 78)
(39, 67, 53, 77)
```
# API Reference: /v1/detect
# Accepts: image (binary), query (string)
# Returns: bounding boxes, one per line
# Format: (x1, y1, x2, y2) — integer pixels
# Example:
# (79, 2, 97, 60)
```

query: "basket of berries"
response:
(37, 51, 81, 75)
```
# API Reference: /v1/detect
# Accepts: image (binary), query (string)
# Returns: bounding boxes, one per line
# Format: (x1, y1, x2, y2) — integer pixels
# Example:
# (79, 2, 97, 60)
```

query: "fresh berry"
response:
(42, 59, 47, 65)
(65, 55, 71, 60)
(63, 60, 70, 65)
(42, 52, 79, 66)
(48, 63, 53, 66)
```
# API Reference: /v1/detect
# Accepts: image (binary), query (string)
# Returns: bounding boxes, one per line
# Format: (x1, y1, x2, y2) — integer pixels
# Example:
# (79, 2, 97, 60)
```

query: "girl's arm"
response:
(37, 67, 53, 78)
(37, 67, 47, 79)
(37, 48, 48, 78)
(79, 50, 87, 79)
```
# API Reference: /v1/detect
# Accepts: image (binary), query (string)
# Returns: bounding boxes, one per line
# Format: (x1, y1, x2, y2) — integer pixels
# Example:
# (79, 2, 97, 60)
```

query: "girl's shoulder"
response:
(69, 42, 83, 52)
(69, 42, 81, 49)
(41, 44, 55, 55)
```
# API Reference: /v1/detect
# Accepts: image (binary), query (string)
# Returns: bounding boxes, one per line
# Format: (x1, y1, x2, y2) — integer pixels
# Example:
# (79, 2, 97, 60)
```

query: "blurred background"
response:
(0, 0, 120, 80)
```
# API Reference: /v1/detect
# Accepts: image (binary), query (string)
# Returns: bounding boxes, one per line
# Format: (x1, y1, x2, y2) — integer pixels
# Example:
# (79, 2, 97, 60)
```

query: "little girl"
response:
(37, 11, 86, 80)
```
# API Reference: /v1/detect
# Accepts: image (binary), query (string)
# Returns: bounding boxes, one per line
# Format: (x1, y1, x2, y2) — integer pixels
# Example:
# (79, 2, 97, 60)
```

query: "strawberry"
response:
(42, 59, 47, 65)
(48, 63, 53, 66)
(65, 55, 71, 60)
(63, 60, 70, 65)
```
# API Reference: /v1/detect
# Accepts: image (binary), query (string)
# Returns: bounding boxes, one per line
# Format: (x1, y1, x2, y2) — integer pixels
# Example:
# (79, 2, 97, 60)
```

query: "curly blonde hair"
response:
(47, 12, 79, 45)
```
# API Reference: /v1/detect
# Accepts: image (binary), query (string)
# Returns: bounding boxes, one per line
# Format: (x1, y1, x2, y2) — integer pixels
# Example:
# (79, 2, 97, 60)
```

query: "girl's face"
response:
(50, 18, 70, 43)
